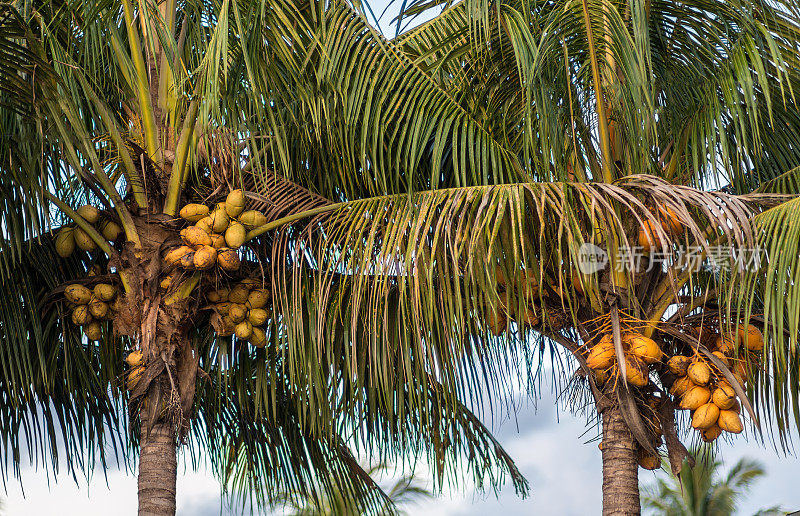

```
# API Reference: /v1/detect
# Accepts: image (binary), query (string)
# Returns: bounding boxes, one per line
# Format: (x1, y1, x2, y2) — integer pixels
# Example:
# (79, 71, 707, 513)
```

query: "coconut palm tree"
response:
(274, 463, 433, 515)
(641, 446, 783, 516)
(2, 0, 800, 515)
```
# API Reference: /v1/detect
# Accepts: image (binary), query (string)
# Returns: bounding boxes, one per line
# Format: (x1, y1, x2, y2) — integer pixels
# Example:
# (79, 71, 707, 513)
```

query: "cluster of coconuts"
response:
(585, 332, 663, 387)
(64, 282, 119, 341)
(638, 205, 683, 253)
(208, 279, 270, 348)
(125, 350, 144, 391)
(667, 323, 764, 442)
(164, 189, 268, 272)
(55, 205, 123, 257)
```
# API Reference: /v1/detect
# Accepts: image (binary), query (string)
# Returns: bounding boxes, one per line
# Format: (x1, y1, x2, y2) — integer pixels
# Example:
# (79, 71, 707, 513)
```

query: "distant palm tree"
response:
(641, 446, 783, 516)
(275, 463, 433, 516)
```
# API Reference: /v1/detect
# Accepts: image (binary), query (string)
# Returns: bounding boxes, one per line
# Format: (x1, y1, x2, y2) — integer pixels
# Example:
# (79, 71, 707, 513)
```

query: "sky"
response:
(3, 1, 800, 515)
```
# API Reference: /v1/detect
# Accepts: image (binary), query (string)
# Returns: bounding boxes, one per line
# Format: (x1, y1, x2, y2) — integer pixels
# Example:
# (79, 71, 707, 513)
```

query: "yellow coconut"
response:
(711, 351, 730, 368)
(127, 366, 145, 390)
(636, 448, 661, 471)
(88, 298, 109, 319)
(195, 218, 213, 234)
(183, 226, 213, 248)
(225, 222, 247, 249)
(164, 245, 193, 265)
(714, 334, 738, 355)
(100, 220, 122, 241)
(638, 219, 663, 253)
(217, 248, 241, 271)
(656, 205, 683, 237)
(235, 321, 254, 340)
(701, 425, 723, 443)
(718, 410, 743, 434)
(238, 210, 267, 228)
(93, 283, 116, 302)
(218, 316, 236, 336)
(229, 285, 251, 304)
(210, 233, 226, 249)
(180, 203, 210, 222)
(55, 227, 76, 257)
(624, 356, 649, 387)
(178, 249, 196, 269)
(193, 245, 218, 270)
(687, 361, 711, 386)
(65, 284, 92, 304)
(626, 333, 663, 364)
(586, 335, 616, 370)
(738, 324, 764, 352)
(249, 326, 267, 347)
(225, 189, 246, 218)
(669, 376, 694, 397)
(712, 382, 736, 410)
(247, 289, 270, 309)
(215, 302, 232, 316)
(209, 209, 230, 233)
(680, 385, 711, 410)
(71, 305, 92, 325)
(125, 350, 144, 367)
(74, 227, 97, 251)
(666, 355, 691, 376)
(248, 308, 269, 326)
(229, 304, 248, 323)
(692, 403, 721, 430)
(77, 205, 101, 224)
(84, 321, 102, 341)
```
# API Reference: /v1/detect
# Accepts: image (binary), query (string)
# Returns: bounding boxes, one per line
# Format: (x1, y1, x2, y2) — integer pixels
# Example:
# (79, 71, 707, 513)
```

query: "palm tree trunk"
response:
(601, 405, 640, 515)
(138, 418, 177, 515)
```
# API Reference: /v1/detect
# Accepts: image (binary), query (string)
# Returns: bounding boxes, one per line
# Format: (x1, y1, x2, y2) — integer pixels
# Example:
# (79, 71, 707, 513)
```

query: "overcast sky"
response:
(4, 1, 800, 514)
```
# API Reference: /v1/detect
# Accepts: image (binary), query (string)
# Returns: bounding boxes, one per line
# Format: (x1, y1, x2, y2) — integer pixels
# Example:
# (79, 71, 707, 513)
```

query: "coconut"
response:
(624, 356, 649, 387)
(71, 305, 92, 325)
(218, 316, 236, 336)
(77, 205, 100, 224)
(195, 218, 213, 234)
(127, 366, 145, 390)
(209, 209, 230, 233)
(100, 220, 122, 241)
(248, 308, 269, 326)
(249, 327, 267, 348)
(225, 221, 247, 248)
(692, 403, 720, 430)
(183, 226, 213, 248)
(594, 368, 610, 387)
(738, 324, 764, 352)
(638, 219, 663, 253)
(179, 250, 196, 269)
(666, 355, 691, 376)
(164, 245, 193, 265)
(701, 425, 723, 443)
(711, 351, 729, 368)
(88, 298, 109, 319)
(586, 335, 616, 370)
(247, 289, 269, 309)
(225, 189, 246, 217)
(93, 283, 116, 302)
(712, 382, 736, 410)
(669, 376, 694, 397)
(215, 302, 231, 316)
(84, 321, 102, 341)
(656, 205, 683, 237)
(180, 203, 210, 222)
(74, 227, 96, 251)
(235, 321, 254, 340)
(626, 334, 662, 364)
(55, 227, 76, 257)
(238, 210, 267, 228)
(125, 350, 143, 367)
(687, 361, 711, 386)
(718, 410, 743, 434)
(229, 304, 248, 323)
(680, 385, 711, 410)
(240, 278, 262, 288)
(487, 310, 506, 336)
(217, 248, 241, 271)
(229, 285, 250, 304)
(210, 233, 226, 249)
(636, 448, 661, 471)
(714, 334, 738, 355)
(65, 284, 92, 304)
(193, 245, 217, 270)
